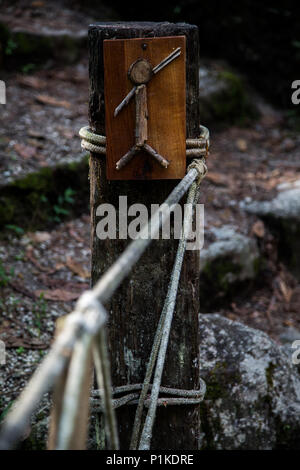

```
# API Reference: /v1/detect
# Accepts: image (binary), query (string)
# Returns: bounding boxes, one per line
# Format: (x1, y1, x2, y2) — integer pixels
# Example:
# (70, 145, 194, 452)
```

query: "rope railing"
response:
(0, 157, 207, 451)
(79, 125, 210, 159)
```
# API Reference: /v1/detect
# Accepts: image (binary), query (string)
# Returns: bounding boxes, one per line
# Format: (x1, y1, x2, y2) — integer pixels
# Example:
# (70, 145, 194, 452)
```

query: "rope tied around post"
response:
(91, 380, 206, 411)
(79, 125, 210, 159)
(187, 158, 208, 184)
(128, 158, 207, 450)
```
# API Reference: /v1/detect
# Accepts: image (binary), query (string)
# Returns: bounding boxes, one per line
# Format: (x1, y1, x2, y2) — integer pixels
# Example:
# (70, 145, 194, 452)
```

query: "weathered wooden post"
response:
(89, 22, 201, 449)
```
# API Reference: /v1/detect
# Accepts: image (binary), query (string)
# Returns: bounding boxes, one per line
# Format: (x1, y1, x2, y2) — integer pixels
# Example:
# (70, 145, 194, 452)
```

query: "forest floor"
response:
(1, 0, 300, 426)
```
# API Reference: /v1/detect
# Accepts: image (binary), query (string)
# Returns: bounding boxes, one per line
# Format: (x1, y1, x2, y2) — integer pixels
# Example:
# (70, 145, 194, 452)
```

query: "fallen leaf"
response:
(27, 231, 51, 243)
(236, 138, 248, 152)
(60, 128, 75, 139)
(66, 256, 90, 279)
(34, 289, 80, 301)
(283, 320, 294, 327)
(27, 129, 45, 140)
(14, 143, 37, 159)
(68, 227, 84, 243)
(27, 138, 44, 149)
(252, 220, 265, 238)
(26, 247, 49, 271)
(206, 172, 228, 186)
(31, 1, 45, 7)
(17, 75, 47, 89)
(9, 280, 36, 299)
(35, 94, 71, 109)
(37, 275, 89, 291)
(279, 280, 293, 303)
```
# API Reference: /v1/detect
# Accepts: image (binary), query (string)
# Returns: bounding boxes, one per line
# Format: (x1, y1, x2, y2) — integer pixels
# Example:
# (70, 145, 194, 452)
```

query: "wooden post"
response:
(89, 22, 200, 449)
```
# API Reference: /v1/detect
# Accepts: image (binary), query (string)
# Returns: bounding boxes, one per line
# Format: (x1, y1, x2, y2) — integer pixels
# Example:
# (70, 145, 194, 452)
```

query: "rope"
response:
(92, 382, 206, 398)
(79, 125, 210, 158)
(91, 380, 206, 411)
(137, 178, 200, 450)
(128, 160, 207, 450)
(187, 158, 208, 184)
(93, 328, 119, 450)
(0, 159, 206, 451)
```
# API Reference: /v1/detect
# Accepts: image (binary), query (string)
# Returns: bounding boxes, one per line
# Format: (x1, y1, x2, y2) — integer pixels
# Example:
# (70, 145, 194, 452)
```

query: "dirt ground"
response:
(0, 61, 88, 185)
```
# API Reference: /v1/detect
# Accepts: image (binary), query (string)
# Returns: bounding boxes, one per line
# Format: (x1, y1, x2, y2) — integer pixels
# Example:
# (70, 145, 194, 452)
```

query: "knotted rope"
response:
(79, 125, 210, 159)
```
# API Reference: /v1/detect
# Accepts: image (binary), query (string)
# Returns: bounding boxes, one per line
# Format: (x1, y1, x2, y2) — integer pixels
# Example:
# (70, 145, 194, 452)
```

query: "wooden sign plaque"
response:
(103, 35, 186, 180)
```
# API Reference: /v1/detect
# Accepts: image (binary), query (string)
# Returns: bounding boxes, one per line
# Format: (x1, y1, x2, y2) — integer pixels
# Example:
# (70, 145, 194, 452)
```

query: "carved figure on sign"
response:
(114, 47, 181, 170)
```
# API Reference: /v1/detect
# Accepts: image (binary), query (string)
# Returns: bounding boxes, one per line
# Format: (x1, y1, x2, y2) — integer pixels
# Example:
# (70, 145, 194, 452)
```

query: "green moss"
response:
(202, 257, 242, 295)
(13, 167, 54, 191)
(253, 256, 263, 275)
(266, 362, 276, 389)
(261, 215, 300, 280)
(20, 418, 48, 450)
(200, 361, 243, 449)
(204, 361, 231, 400)
(0, 157, 89, 232)
(205, 70, 259, 126)
(0, 24, 86, 70)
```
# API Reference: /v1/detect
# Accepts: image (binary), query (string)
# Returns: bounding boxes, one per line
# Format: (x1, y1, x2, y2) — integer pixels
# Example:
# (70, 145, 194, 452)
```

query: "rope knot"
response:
(187, 158, 208, 185)
(75, 291, 107, 333)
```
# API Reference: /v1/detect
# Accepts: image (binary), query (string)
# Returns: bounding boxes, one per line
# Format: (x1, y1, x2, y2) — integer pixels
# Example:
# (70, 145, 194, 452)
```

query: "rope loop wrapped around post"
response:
(79, 125, 210, 159)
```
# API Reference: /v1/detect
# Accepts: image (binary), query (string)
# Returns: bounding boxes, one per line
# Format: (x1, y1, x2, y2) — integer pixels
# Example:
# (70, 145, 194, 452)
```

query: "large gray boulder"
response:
(240, 181, 300, 278)
(199, 314, 300, 449)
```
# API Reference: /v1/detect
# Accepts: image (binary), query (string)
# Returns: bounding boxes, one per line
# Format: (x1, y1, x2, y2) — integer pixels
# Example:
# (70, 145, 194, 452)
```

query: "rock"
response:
(199, 63, 258, 127)
(0, 155, 89, 231)
(280, 326, 300, 346)
(240, 181, 300, 278)
(279, 327, 300, 369)
(200, 226, 260, 308)
(21, 416, 49, 450)
(0, 3, 119, 68)
(199, 314, 300, 449)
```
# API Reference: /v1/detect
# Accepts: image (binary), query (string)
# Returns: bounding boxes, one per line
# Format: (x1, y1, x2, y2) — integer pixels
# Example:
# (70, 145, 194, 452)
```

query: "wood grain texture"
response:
(104, 36, 186, 180)
(135, 85, 148, 146)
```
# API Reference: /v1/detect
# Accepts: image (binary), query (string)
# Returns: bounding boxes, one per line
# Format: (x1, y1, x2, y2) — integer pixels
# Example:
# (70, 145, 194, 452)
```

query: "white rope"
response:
(138, 179, 200, 450)
(79, 125, 210, 158)
(0, 160, 206, 450)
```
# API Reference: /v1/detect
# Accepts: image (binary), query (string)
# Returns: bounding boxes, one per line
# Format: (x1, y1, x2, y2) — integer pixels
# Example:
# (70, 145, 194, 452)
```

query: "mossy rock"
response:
(0, 25, 87, 70)
(241, 184, 300, 280)
(199, 64, 259, 127)
(0, 155, 89, 232)
(20, 417, 49, 450)
(200, 226, 261, 310)
(199, 314, 300, 449)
